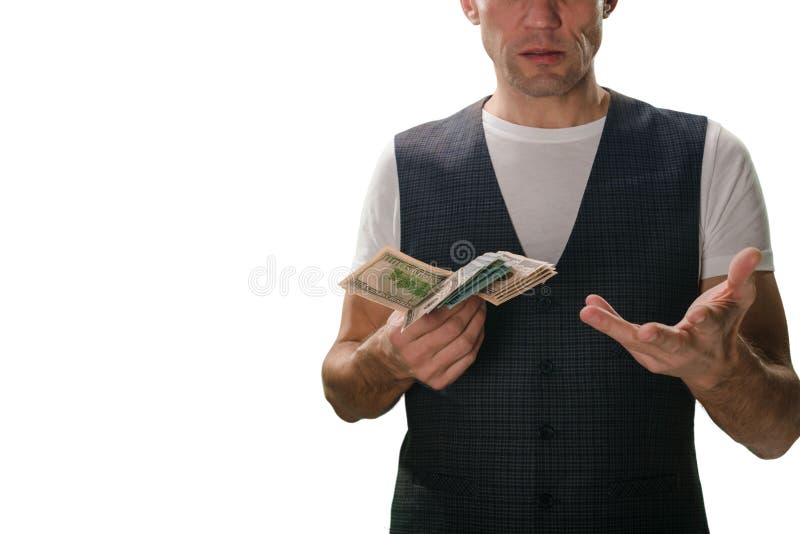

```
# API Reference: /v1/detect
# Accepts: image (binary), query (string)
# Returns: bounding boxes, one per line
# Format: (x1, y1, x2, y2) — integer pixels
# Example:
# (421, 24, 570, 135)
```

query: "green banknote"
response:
(339, 246, 557, 332)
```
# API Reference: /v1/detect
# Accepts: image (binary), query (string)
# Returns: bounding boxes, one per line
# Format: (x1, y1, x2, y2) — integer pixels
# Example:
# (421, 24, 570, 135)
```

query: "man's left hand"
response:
(579, 247, 762, 392)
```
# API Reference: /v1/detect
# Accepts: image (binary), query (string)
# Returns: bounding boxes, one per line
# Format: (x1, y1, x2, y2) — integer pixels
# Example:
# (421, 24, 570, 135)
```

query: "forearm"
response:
(685, 336, 800, 459)
(322, 326, 415, 423)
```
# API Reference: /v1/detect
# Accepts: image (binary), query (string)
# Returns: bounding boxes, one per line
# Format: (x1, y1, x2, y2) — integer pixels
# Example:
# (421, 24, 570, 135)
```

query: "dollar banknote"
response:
(478, 251, 556, 305)
(339, 246, 556, 331)
(337, 247, 452, 312)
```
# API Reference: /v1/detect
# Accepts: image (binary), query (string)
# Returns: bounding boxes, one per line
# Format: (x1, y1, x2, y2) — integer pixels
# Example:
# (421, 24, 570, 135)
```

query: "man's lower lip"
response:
(521, 52, 563, 64)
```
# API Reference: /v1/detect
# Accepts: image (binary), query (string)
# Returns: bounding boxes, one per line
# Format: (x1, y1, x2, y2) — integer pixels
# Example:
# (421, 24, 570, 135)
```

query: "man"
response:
(322, 1, 800, 532)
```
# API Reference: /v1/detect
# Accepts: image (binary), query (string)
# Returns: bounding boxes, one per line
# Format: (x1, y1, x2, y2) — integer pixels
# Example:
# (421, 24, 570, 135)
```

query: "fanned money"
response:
(339, 246, 557, 331)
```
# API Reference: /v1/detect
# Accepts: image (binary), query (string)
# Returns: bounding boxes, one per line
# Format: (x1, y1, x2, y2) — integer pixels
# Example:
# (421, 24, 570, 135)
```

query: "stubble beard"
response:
(499, 23, 602, 98)
(502, 53, 588, 98)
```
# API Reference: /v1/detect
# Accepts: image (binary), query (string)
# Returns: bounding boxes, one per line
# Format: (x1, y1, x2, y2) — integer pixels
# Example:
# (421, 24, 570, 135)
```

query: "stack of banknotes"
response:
(339, 246, 557, 331)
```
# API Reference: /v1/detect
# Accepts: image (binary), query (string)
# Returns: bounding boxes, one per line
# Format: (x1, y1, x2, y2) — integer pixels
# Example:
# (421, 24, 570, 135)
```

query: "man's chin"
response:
(511, 78, 573, 98)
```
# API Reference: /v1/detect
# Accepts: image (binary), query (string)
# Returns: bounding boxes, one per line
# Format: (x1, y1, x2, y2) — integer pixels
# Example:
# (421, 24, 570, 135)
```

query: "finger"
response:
(431, 300, 486, 368)
(726, 247, 761, 292)
(580, 305, 671, 363)
(684, 303, 720, 330)
(685, 304, 740, 347)
(408, 297, 484, 363)
(584, 294, 621, 317)
(580, 305, 639, 345)
(636, 322, 688, 354)
(429, 326, 485, 390)
(393, 297, 478, 343)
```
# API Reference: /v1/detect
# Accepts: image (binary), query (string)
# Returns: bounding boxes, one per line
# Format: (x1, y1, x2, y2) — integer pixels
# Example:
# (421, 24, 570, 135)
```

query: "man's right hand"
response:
(323, 292, 487, 422)
(380, 295, 487, 390)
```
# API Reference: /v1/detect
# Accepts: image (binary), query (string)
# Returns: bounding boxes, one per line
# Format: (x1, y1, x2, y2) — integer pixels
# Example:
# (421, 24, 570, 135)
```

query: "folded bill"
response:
(339, 246, 556, 332)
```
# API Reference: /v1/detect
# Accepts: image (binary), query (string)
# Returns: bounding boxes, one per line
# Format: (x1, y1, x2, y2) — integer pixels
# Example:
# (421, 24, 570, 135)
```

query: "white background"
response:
(1, 1, 798, 532)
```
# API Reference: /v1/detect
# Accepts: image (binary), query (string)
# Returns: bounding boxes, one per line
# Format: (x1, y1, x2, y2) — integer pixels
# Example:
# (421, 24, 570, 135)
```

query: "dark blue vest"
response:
(391, 89, 709, 533)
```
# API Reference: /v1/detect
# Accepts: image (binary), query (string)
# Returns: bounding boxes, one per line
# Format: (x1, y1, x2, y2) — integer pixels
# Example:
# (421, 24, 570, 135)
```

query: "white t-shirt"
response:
(351, 108, 774, 281)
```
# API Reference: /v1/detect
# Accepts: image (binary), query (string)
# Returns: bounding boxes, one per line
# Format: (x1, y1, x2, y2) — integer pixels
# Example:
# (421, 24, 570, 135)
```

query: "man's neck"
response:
(483, 75, 609, 129)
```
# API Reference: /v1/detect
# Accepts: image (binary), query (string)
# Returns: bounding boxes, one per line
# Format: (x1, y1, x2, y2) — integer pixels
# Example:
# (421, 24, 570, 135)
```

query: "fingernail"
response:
(694, 314, 705, 324)
(389, 311, 405, 326)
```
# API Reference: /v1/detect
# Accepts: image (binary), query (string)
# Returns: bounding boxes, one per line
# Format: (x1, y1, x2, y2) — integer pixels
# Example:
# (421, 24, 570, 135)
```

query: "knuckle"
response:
(428, 377, 447, 391)
(425, 340, 446, 360)
(443, 317, 466, 338)
(467, 327, 482, 345)
(453, 336, 472, 355)
(416, 368, 434, 383)
(386, 328, 402, 347)
(402, 350, 423, 368)
(389, 326, 412, 346)
(420, 313, 440, 331)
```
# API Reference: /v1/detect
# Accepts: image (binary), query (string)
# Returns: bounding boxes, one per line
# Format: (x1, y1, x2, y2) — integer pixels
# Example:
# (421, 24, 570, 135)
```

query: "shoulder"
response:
(361, 139, 399, 213)
(394, 97, 487, 153)
(606, 89, 708, 137)
(607, 89, 708, 152)
(702, 119, 755, 183)
(698, 118, 772, 278)
(372, 139, 398, 179)
(614, 89, 708, 126)
(712, 121, 753, 163)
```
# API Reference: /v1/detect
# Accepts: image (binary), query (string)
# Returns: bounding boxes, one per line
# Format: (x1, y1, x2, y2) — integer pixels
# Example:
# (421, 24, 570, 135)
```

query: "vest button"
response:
(540, 359, 554, 375)
(537, 492, 554, 508)
(538, 424, 555, 440)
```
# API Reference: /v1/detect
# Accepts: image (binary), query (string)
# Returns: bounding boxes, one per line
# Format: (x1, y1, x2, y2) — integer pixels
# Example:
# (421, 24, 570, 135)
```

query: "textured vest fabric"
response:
(392, 88, 709, 533)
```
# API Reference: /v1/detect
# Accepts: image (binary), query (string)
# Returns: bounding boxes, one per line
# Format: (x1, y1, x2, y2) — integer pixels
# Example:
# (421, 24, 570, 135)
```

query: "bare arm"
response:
(321, 294, 413, 423)
(580, 248, 800, 459)
(689, 270, 800, 459)
(322, 293, 487, 423)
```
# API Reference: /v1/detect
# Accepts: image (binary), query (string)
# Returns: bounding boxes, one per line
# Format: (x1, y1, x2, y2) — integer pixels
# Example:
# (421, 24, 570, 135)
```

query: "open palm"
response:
(580, 247, 762, 391)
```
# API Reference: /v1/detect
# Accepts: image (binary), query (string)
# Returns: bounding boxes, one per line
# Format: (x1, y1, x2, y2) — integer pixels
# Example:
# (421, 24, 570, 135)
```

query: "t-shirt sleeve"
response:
(349, 139, 401, 273)
(700, 120, 774, 279)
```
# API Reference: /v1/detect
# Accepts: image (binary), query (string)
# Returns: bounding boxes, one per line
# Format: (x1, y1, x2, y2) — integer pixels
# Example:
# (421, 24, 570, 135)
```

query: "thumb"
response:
(387, 309, 407, 331)
(726, 247, 761, 296)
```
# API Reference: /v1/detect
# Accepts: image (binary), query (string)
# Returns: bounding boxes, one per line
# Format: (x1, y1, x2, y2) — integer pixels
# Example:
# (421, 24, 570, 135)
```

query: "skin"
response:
(322, 0, 800, 458)
(322, 294, 486, 423)
(581, 249, 800, 459)
(461, 0, 618, 127)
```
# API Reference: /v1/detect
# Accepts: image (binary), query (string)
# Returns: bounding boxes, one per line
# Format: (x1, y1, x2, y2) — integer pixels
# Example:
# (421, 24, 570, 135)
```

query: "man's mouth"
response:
(520, 49, 564, 64)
